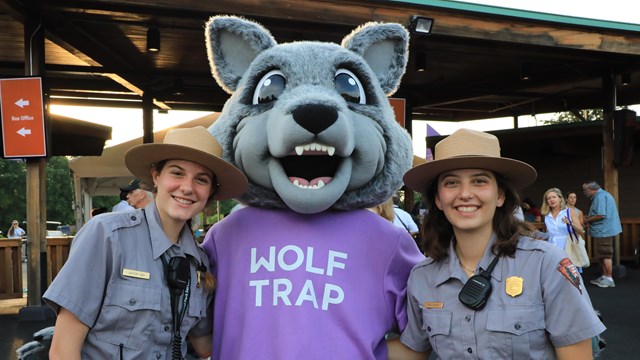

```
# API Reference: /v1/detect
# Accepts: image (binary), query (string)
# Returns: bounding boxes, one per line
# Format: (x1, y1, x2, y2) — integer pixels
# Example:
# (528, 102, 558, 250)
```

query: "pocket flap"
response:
(486, 306, 545, 335)
(422, 309, 452, 336)
(106, 281, 162, 312)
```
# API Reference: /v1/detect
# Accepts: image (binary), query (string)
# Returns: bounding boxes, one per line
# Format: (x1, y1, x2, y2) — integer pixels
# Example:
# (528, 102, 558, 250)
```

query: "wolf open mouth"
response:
(280, 143, 341, 189)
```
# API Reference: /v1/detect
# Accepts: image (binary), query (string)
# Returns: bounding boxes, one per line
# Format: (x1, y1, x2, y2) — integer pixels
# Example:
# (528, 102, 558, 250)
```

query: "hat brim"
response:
(119, 180, 141, 192)
(403, 156, 537, 193)
(124, 144, 248, 200)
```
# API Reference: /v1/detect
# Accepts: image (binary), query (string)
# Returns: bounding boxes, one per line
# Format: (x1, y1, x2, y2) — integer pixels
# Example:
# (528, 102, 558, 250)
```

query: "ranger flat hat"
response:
(124, 126, 248, 200)
(403, 128, 537, 193)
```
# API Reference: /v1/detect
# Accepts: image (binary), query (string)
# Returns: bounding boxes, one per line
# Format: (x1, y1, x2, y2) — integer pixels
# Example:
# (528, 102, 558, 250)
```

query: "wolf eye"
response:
(253, 70, 286, 105)
(335, 69, 366, 104)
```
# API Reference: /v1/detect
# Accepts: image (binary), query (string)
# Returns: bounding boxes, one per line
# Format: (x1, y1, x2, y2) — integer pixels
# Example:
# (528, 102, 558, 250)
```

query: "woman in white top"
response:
(7, 220, 26, 238)
(541, 188, 584, 250)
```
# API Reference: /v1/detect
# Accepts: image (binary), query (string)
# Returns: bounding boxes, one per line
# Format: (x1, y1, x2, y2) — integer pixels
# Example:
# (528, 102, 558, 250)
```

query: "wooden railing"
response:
(0, 239, 23, 299)
(46, 237, 72, 286)
(619, 219, 640, 263)
(531, 218, 640, 263)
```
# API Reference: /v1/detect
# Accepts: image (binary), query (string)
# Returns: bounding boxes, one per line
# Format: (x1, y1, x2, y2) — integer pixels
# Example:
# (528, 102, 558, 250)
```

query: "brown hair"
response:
(371, 198, 395, 222)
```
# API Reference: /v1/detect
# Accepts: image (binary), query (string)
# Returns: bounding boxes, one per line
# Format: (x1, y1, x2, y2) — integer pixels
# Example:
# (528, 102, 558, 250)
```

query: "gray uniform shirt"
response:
(400, 234, 605, 359)
(44, 202, 213, 360)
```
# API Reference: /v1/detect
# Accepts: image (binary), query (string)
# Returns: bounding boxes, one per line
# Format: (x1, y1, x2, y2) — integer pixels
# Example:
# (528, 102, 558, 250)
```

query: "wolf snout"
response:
(292, 104, 338, 135)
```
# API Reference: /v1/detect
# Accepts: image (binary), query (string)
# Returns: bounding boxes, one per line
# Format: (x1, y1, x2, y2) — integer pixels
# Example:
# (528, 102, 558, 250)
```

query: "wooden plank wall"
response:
(0, 239, 22, 299)
(46, 237, 71, 286)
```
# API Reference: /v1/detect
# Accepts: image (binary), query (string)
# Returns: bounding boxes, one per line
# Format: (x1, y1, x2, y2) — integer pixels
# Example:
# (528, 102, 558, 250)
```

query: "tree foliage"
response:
(544, 108, 603, 124)
(204, 199, 239, 225)
(93, 195, 119, 211)
(0, 157, 75, 231)
(0, 159, 27, 232)
(46, 156, 75, 224)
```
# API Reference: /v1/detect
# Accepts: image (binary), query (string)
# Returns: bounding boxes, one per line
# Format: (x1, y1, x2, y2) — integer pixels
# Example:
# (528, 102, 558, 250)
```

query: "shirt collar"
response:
(144, 202, 199, 260)
(478, 234, 503, 282)
(434, 233, 503, 286)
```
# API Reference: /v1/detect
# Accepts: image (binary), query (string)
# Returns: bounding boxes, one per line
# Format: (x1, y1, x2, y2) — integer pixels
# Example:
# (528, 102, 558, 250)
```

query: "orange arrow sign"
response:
(0, 77, 47, 158)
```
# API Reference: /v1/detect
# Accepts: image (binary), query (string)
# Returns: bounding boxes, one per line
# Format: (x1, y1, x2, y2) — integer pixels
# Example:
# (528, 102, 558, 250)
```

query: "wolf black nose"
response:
(292, 104, 338, 135)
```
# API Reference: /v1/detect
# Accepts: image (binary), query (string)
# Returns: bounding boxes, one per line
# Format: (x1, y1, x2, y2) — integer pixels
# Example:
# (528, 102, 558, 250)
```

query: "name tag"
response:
(122, 268, 150, 280)
(423, 302, 444, 309)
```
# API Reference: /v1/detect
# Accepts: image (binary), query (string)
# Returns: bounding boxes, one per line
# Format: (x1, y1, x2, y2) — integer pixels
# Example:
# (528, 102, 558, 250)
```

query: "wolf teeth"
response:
(292, 179, 326, 189)
(294, 143, 335, 156)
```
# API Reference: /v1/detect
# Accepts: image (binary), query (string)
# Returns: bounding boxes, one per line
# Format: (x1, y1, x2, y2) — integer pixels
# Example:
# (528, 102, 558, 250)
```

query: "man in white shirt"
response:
(112, 179, 139, 212)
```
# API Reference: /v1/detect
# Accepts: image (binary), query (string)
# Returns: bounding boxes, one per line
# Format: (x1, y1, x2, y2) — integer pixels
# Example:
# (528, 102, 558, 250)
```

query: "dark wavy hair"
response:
(420, 172, 535, 261)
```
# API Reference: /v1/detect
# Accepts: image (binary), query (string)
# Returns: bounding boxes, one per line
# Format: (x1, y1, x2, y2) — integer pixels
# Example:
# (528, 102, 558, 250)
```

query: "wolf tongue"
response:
(289, 176, 333, 186)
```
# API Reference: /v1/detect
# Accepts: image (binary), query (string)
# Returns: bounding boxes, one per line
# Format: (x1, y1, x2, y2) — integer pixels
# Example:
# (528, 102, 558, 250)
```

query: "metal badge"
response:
(505, 276, 523, 297)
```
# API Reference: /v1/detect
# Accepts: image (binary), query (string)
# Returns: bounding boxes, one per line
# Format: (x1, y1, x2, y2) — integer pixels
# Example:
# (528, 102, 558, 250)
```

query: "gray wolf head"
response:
(206, 15, 413, 214)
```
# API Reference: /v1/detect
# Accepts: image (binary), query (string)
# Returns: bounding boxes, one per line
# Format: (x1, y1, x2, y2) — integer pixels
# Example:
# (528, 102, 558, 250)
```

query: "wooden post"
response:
(143, 90, 154, 144)
(26, 159, 46, 305)
(602, 70, 621, 268)
(23, 0, 48, 306)
(73, 173, 85, 230)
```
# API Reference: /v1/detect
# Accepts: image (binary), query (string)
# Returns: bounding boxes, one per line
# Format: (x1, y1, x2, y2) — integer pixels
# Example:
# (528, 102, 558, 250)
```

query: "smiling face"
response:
(152, 159, 214, 228)
(435, 168, 504, 236)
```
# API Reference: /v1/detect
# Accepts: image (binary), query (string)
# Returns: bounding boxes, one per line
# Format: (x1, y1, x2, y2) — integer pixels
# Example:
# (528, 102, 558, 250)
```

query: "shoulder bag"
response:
(565, 208, 590, 268)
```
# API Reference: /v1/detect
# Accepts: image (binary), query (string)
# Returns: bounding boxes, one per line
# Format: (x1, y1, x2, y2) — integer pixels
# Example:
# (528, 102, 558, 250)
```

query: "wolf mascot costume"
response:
(202, 16, 424, 359)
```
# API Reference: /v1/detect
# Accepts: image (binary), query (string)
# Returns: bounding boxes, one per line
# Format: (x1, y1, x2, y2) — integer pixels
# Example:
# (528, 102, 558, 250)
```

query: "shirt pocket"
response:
(486, 305, 553, 359)
(93, 281, 162, 351)
(421, 309, 454, 355)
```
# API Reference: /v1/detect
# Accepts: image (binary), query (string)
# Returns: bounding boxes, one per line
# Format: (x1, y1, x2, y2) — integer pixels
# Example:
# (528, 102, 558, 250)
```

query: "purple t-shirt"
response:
(202, 207, 424, 360)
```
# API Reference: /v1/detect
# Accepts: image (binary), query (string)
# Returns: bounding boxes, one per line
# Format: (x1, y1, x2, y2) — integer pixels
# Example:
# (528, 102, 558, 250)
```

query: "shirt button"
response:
(515, 323, 522, 330)
(129, 298, 136, 305)
(426, 326, 431, 332)
(465, 315, 472, 322)
(131, 215, 137, 221)
(155, 352, 162, 359)
(467, 347, 473, 354)
(164, 325, 170, 331)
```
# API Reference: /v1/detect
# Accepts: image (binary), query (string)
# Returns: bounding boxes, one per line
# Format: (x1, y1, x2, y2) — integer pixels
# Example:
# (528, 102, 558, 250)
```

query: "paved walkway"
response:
(583, 264, 640, 359)
(0, 297, 55, 359)
(1, 264, 638, 359)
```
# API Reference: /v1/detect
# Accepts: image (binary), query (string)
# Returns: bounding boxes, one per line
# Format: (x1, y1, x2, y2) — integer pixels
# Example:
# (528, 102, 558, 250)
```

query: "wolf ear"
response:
(205, 16, 277, 94)
(341, 23, 409, 96)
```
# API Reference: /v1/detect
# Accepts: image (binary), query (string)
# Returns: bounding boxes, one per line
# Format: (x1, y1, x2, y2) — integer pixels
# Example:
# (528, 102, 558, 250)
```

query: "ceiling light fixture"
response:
(520, 62, 531, 81)
(410, 15, 434, 35)
(172, 78, 184, 96)
(147, 26, 160, 53)
(621, 73, 631, 86)
(415, 51, 427, 72)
